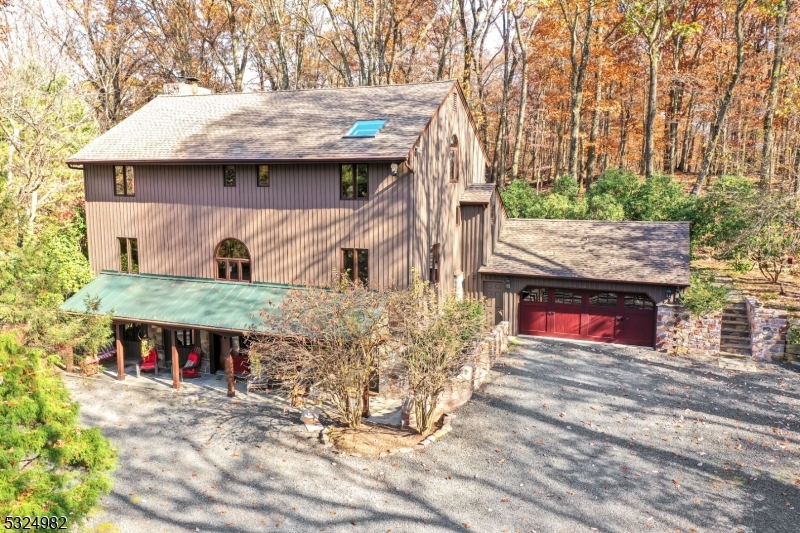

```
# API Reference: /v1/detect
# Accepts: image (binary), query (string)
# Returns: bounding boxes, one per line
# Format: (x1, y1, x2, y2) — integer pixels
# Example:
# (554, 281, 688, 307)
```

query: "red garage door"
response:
(518, 287, 655, 347)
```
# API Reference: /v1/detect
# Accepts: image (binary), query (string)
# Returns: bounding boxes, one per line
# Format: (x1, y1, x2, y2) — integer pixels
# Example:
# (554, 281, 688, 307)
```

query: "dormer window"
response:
(215, 238, 251, 282)
(344, 120, 387, 138)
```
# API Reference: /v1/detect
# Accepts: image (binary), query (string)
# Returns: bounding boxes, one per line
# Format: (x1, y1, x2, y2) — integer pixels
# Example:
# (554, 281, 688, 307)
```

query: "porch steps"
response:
(718, 297, 753, 361)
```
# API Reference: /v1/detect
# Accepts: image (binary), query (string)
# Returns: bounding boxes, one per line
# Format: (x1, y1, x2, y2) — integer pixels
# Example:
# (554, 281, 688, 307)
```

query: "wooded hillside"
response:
(2, 0, 798, 198)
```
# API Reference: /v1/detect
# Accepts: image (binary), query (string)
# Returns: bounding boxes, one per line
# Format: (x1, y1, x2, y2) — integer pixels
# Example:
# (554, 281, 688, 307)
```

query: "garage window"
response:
(521, 288, 548, 302)
(554, 289, 582, 305)
(625, 294, 654, 310)
(589, 292, 617, 307)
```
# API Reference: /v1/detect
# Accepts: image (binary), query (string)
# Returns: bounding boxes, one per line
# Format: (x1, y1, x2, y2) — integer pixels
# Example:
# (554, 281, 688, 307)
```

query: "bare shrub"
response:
(389, 273, 486, 435)
(247, 275, 390, 428)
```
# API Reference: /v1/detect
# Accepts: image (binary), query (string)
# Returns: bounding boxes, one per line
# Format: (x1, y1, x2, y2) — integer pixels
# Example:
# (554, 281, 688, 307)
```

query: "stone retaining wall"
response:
(655, 304, 721, 356)
(744, 296, 789, 362)
(377, 321, 509, 428)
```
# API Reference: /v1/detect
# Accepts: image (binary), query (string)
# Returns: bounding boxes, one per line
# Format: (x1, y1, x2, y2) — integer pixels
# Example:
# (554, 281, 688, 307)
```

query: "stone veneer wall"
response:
(394, 321, 510, 428)
(744, 296, 789, 362)
(655, 304, 722, 356)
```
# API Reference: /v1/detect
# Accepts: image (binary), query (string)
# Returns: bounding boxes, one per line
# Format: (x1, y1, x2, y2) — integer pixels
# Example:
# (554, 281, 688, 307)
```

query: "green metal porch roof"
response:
(60, 271, 295, 332)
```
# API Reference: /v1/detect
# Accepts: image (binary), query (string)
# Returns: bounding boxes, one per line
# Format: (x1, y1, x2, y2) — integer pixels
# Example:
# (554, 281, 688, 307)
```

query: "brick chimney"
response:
(163, 77, 211, 96)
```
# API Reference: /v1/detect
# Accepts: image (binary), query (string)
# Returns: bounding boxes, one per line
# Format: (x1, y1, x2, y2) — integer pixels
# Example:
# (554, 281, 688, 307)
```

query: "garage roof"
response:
(480, 219, 690, 286)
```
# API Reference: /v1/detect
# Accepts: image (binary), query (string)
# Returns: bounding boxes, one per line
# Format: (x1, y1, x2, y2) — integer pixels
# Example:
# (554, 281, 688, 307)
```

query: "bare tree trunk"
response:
(436, 0, 458, 80)
(678, 91, 695, 172)
(498, 7, 512, 185)
(759, 0, 790, 190)
(560, 0, 594, 180)
(692, 0, 748, 195)
(643, 44, 659, 178)
(584, 68, 601, 185)
(510, 6, 541, 181)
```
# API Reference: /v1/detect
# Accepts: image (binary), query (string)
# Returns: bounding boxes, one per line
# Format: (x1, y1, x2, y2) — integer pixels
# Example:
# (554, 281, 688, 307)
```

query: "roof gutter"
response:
(66, 156, 409, 166)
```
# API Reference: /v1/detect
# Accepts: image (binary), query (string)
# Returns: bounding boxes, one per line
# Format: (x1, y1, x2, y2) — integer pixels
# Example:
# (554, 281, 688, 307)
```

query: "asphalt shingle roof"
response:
(68, 81, 457, 164)
(460, 183, 496, 204)
(61, 271, 294, 332)
(480, 219, 690, 286)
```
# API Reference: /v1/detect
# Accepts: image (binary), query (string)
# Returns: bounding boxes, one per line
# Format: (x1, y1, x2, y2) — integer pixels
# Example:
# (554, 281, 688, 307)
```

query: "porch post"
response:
(171, 329, 180, 390)
(116, 323, 125, 381)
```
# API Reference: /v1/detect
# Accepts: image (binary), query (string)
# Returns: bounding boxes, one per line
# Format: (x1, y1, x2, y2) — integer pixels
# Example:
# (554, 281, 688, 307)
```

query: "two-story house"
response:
(62, 80, 689, 386)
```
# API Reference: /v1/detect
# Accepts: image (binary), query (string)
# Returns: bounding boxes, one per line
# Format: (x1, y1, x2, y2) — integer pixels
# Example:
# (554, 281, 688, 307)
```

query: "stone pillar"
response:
(745, 296, 788, 362)
(154, 327, 165, 366)
(656, 303, 721, 357)
(199, 330, 211, 374)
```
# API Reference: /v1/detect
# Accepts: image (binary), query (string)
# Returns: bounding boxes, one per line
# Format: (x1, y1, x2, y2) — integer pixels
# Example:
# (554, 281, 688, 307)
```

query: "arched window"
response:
(215, 239, 251, 282)
(448, 134, 459, 182)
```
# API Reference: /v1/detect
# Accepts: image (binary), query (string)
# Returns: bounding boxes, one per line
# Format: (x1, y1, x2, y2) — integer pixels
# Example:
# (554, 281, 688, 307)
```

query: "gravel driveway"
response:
(68, 337, 800, 533)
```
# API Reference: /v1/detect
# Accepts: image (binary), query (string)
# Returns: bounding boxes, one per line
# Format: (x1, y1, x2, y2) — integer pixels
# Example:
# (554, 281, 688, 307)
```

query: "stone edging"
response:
(319, 413, 456, 457)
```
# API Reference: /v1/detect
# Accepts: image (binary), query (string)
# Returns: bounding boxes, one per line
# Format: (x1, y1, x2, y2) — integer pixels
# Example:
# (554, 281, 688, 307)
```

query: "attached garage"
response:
(478, 219, 690, 348)
(518, 287, 655, 346)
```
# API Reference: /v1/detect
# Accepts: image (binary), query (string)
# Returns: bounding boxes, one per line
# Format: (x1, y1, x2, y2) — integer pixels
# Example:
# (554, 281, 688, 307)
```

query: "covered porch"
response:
(61, 271, 294, 390)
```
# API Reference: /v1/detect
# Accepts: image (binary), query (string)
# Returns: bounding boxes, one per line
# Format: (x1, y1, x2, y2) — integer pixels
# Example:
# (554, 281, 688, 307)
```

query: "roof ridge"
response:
(159, 79, 457, 98)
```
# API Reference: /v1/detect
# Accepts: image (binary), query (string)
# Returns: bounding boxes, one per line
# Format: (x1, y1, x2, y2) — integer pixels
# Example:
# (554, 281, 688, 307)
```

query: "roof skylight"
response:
(344, 119, 387, 138)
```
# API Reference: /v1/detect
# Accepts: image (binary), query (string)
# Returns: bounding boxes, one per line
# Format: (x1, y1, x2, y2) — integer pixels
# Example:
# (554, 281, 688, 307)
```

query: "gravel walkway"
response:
(67, 337, 800, 533)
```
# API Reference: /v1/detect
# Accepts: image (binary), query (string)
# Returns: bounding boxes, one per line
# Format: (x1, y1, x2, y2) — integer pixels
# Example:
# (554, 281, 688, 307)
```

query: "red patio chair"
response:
(232, 353, 250, 375)
(140, 348, 157, 372)
(182, 349, 201, 379)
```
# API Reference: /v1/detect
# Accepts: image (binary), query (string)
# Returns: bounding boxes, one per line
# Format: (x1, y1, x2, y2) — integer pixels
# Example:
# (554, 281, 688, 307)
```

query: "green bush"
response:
(586, 192, 626, 221)
(788, 326, 800, 345)
(730, 259, 753, 274)
(500, 179, 540, 218)
(680, 273, 730, 316)
(0, 334, 116, 522)
(552, 175, 580, 200)
(586, 168, 640, 212)
(691, 175, 758, 251)
(627, 174, 691, 221)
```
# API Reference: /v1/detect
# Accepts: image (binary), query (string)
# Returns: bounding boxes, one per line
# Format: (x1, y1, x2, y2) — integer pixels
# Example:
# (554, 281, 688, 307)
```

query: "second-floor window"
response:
(114, 165, 135, 196)
(258, 165, 270, 187)
(448, 135, 459, 182)
(224, 165, 236, 187)
(118, 238, 139, 274)
(341, 164, 368, 199)
(342, 248, 368, 284)
(216, 238, 251, 281)
(429, 244, 440, 284)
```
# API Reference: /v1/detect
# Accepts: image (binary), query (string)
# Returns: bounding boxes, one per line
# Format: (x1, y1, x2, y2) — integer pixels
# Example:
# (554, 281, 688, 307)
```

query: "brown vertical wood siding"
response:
(84, 162, 411, 289)
(479, 273, 676, 335)
(412, 87, 488, 297)
(460, 205, 485, 300)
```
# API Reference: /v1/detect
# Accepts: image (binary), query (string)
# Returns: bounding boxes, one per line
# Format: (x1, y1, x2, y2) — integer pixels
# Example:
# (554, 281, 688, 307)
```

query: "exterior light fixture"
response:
(505, 277, 511, 289)
(390, 163, 399, 176)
